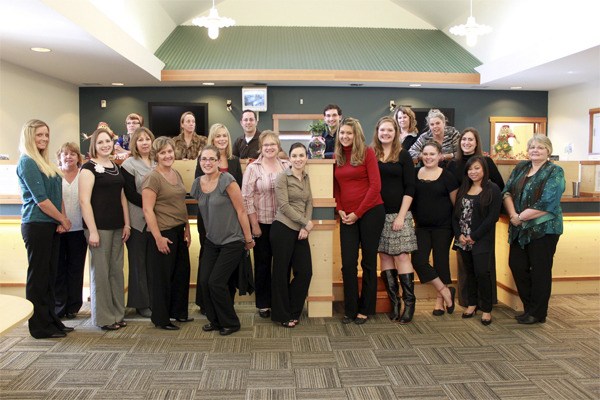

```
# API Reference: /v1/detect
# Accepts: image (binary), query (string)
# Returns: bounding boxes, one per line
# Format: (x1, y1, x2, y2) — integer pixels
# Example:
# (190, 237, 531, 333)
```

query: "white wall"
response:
(0, 60, 80, 162)
(548, 79, 600, 161)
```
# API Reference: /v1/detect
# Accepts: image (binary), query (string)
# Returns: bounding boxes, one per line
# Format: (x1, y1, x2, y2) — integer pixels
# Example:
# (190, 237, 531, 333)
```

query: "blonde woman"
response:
(79, 127, 131, 331)
(55, 142, 87, 320)
(334, 117, 385, 325)
(242, 130, 291, 318)
(17, 119, 72, 339)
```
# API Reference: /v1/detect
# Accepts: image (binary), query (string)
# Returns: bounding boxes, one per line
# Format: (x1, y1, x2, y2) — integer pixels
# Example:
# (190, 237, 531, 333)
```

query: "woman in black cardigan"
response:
(452, 156, 502, 325)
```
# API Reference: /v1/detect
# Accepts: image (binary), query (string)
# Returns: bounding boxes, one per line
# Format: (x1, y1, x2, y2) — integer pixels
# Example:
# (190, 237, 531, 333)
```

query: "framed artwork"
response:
(489, 116, 547, 159)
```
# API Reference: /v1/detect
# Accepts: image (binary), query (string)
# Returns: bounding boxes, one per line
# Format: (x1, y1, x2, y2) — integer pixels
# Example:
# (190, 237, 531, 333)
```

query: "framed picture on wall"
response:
(242, 87, 267, 112)
(489, 116, 547, 159)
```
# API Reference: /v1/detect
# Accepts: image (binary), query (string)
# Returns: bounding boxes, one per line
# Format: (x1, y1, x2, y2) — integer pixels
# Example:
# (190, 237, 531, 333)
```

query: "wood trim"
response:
(581, 161, 600, 165)
(313, 198, 336, 208)
(307, 295, 335, 302)
(161, 69, 480, 85)
(311, 220, 337, 230)
(496, 281, 519, 296)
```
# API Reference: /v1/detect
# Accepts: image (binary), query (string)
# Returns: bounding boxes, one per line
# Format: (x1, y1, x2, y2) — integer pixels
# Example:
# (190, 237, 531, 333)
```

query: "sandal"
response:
(117, 320, 127, 328)
(280, 321, 296, 328)
(101, 323, 120, 331)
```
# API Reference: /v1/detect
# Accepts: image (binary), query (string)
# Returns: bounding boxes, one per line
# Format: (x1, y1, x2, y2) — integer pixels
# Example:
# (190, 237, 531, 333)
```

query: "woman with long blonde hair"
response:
(334, 117, 385, 325)
(17, 119, 73, 338)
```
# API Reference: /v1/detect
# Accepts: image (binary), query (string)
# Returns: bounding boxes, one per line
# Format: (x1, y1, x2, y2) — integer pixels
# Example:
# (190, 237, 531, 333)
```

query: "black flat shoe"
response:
(47, 331, 67, 338)
(65, 313, 77, 319)
(518, 315, 546, 325)
(101, 323, 120, 331)
(341, 316, 354, 324)
(202, 323, 218, 332)
(354, 316, 368, 325)
(514, 312, 528, 320)
(432, 309, 445, 316)
(175, 317, 194, 323)
(157, 323, 179, 330)
(462, 308, 477, 319)
(258, 309, 271, 318)
(446, 287, 456, 314)
(481, 318, 492, 326)
(60, 326, 75, 332)
(219, 326, 240, 336)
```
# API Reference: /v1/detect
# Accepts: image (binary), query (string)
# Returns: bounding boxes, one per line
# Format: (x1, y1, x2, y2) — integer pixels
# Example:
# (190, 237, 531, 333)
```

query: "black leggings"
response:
(412, 227, 453, 284)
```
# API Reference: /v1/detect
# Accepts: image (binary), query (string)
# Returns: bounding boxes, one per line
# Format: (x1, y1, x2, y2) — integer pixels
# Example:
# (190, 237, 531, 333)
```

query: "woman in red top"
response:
(334, 117, 385, 324)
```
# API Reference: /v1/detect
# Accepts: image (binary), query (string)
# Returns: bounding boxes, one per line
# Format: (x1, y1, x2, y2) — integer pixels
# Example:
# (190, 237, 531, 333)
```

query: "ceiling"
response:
(0, 0, 598, 91)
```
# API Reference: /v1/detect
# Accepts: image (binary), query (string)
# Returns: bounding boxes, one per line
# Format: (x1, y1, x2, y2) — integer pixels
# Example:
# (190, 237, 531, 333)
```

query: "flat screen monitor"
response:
(242, 87, 267, 112)
(148, 102, 209, 138)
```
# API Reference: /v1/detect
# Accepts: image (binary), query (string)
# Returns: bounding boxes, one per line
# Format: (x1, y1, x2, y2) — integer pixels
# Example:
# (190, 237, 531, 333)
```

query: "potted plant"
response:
(307, 120, 327, 159)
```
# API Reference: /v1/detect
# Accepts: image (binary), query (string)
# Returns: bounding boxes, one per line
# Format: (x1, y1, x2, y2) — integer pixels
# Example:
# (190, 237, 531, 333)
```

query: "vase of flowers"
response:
(307, 120, 327, 159)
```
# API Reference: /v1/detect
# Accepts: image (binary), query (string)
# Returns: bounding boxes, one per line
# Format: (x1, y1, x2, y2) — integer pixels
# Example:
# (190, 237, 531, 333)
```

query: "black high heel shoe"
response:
(446, 287, 456, 314)
(462, 307, 477, 319)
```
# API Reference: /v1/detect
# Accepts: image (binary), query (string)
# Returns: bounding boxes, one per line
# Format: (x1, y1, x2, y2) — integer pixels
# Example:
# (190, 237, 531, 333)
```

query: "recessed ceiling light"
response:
(111, 82, 124, 86)
(409, 83, 422, 87)
(350, 83, 363, 87)
(202, 82, 215, 86)
(510, 86, 522, 90)
(31, 47, 51, 53)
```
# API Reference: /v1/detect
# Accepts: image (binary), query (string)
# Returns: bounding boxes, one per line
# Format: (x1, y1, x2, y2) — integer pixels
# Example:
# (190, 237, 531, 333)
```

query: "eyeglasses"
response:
(200, 157, 218, 163)
(262, 143, 278, 148)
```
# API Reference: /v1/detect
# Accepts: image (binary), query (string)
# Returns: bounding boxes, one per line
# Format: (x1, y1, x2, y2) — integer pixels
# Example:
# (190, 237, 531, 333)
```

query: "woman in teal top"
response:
(17, 119, 73, 339)
(502, 134, 565, 325)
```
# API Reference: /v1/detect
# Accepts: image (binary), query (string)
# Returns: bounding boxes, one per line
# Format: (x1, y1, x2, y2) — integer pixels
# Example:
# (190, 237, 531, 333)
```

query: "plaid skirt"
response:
(377, 211, 418, 255)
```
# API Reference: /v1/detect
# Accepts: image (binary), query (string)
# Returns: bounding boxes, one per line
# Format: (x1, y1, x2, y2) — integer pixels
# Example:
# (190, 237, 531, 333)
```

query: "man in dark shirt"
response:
(322, 104, 342, 159)
(232, 109, 261, 159)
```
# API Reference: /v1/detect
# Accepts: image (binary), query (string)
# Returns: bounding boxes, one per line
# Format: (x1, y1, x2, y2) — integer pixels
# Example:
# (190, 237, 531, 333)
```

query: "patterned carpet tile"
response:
(45, 388, 98, 399)
(337, 367, 390, 387)
(7, 336, 60, 353)
(368, 333, 411, 350)
(525, 342, 586, 360)
(288, 324, 329, 337)
(344, 385, 397, 400)
(198, 369, 247, 390)
(130, 338, 170, 353)
(469, 361, 528, 382)
(0, 390, 47, 399)
(548, 328, 600, 341)
(415, 347, 462, 365)
(579, 378, 600, 399)
(425, 363, 482, 384)
(491, 344, 541, 361)
(439, 331, 482, 348)
(246, 370, 296, 389)
(384, 364, 437, 386)
(510, 360, 573, 379)
(165, 339, 213, 352)
(0, 351, 43, 370)
(253, 325, 294, 339)
(52, 369, 114, 389)
(487, 381, 549, 399)
(192, 389, 245, 400)
(404, 333, 452, 348)
(6, 369, 67, 390)
(250, 338, 293, 352)
(511, 327, 566, 345)
(442, 382, 500, 400)
(145, 388, 196, 400)
(373, 349, 423, 366)
(293, 367, 342, 389)
(553, 357, 600, 379)
(453, 346, 506, 363)
(292, 336, 332, 352)
(86, 338, 139, 352)
(104, 369, 154, 390)
(392, 384, 449, 399)
(251, 351, 291, 370)
(163, 352, 206, 371)
(245, 388, 296, 400)
(470, 331, 523, 346)
(0, 337, 23, 353)
(325, 323, 367, 337)
(48, 336, 100, 353)
(115, 353, 168, 369)
(295, 388, 348, 400)
(328, 335, 374, 351)
(334, 349, 380, 368)
(75, 351, 123, 370)
(211, 337, 253, 353)
(290, 352, 337, 368)
(148, 371, 205, 390)
(202, 353, 252, 370)
(534, 378, 598, 400)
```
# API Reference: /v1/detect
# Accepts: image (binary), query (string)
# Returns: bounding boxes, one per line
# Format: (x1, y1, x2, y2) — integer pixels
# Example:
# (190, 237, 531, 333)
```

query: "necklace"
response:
(90, 159, 119, 176)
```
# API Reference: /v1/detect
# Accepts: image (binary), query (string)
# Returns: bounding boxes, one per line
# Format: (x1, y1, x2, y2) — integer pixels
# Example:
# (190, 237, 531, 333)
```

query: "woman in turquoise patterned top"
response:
(502, 134, 565, 325)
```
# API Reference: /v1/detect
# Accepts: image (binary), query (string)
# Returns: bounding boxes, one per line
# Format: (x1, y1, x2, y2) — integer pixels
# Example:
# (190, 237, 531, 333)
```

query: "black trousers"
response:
(253, 223, 273, 309)
(126, 228, 152, 309)
(21, 222, 65, 338)
(509, 234, 559, 320)
(459, 249, 493, 313)
(270, 221, 313, 323)
(340, 205, 385, 318)
(55, 230, 87, 317)
(412, 227, 453, 284)
(147, 225, 191, 327)
(456, 250, 498, 307)
(195, 212, 206, 308)
(199, 239, 244, 329)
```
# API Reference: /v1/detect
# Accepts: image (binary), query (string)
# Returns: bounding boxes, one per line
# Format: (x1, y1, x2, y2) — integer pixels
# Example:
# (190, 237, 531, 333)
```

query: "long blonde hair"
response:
(372, 116, 402, 162)
(207, 123, 233, 159)
(19, 119, 60, 177)
(334, 117, 366, 166)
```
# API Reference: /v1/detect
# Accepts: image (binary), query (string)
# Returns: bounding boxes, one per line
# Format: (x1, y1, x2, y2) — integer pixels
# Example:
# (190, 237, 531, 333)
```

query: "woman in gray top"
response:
(191, 145, 255, 336)
(121, 127, 156, 318)
(270, 143, 313, 327)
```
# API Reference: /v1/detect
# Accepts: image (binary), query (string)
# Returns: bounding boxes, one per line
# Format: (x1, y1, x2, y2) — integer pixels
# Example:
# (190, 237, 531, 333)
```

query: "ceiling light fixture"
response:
(409, 84, 422, 87)
(111, 82, 124, 86)
(449, 0, 492, 47)
(31, 47, 51, 53)
(202, 82, 215, 86)
(192, 0, 235, 40)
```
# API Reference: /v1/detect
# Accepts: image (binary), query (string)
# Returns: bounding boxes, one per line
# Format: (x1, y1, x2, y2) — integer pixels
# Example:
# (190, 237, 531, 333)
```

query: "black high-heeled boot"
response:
(381, 270, 400, 320)
(398, 273, 415, 324)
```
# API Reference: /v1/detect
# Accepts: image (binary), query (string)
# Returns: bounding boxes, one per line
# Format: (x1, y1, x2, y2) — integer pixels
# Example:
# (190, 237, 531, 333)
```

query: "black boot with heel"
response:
(398, 273, 415, 324)
(381, 270, 400, 321)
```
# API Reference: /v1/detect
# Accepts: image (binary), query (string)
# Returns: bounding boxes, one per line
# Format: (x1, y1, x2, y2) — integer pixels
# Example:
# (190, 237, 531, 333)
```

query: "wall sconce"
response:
(389, 100, 396, 112)
(226, 99, 232, 112)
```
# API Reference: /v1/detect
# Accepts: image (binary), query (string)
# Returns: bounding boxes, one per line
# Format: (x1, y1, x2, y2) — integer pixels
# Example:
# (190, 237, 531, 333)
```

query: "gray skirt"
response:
(378, 211, 418, 255)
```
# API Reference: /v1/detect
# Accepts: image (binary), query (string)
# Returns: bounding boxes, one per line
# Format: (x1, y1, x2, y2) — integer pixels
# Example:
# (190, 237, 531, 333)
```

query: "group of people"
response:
(17, 103, 564, 339)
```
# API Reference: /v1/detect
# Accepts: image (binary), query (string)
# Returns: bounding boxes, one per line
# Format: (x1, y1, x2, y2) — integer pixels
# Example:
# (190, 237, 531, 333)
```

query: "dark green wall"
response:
(79, 86, 547, 152)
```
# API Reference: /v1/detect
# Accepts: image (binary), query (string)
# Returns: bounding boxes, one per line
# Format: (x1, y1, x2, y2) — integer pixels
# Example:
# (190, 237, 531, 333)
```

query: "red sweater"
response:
(334, 146, 383, 218)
